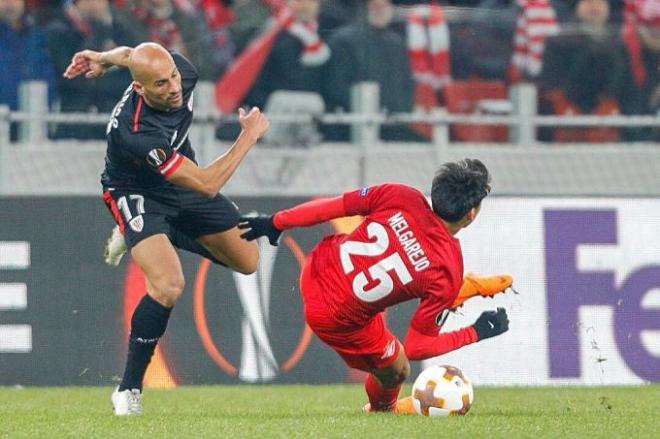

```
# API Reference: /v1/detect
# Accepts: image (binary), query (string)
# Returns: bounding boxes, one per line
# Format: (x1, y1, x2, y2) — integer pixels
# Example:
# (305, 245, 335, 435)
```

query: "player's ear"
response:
(462, 207, 478, 227)
(132, 81, 144, 96)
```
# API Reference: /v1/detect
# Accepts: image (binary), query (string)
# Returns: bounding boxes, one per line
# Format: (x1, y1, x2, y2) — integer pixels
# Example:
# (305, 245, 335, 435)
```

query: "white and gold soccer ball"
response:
(411, 364, 474, 416)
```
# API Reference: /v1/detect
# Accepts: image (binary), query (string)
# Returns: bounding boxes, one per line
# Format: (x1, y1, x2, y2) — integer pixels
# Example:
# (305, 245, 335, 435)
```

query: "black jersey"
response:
(101, 52, 199, 189)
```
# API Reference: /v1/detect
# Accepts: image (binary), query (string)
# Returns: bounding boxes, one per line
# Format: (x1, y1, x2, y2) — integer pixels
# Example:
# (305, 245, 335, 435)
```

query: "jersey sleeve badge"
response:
(146, 148, 168, 168)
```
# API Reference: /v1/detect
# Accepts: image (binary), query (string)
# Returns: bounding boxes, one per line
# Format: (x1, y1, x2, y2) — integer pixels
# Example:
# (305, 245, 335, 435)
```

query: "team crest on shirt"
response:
(359, 187, 369, 196)
(146, 148, 167, 168)
(129, 215, 144, 232)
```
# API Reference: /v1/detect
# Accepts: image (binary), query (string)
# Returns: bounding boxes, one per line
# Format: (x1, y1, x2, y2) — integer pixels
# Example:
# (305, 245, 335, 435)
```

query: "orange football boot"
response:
(362, 396, 416, 414)
(452, 274, 514, 309)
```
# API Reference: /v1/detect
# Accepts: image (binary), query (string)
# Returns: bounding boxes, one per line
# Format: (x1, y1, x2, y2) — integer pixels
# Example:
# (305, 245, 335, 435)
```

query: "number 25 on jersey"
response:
(339, 222, 413, 302)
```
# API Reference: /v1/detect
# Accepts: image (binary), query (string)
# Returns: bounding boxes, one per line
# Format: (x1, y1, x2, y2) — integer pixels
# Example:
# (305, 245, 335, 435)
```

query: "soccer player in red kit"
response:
(239, 159, 510, 413)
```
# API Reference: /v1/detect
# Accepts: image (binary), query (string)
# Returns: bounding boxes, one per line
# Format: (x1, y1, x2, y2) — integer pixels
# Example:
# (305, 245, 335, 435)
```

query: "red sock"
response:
(365, 374, 401, 411)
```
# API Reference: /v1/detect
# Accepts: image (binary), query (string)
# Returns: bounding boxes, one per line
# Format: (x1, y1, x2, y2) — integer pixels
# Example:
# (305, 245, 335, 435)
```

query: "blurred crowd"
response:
(1, 0, 658, 142)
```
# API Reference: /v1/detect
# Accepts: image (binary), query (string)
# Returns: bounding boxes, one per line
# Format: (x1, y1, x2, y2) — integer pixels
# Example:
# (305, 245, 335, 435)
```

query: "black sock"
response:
(118, 294, 172, 391)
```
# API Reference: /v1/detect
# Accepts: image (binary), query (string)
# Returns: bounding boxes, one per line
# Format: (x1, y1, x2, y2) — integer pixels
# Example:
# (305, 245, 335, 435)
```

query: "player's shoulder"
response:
(369, 182, 425, 199)
(110, 112, 167, 148)
(376, 183, 429, 209)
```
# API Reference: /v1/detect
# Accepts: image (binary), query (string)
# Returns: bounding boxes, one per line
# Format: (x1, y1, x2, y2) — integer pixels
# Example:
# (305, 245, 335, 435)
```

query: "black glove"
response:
(238, 214, 282, 246)
(472, 307, 509, 341)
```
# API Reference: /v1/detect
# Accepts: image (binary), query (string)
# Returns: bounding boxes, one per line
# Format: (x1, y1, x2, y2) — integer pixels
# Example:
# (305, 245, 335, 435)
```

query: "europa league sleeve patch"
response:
(146, 148, 168, 168)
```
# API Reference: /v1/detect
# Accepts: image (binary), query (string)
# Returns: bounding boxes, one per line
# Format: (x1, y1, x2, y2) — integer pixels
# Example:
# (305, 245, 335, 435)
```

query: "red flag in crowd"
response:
(214, 0, 330, 113)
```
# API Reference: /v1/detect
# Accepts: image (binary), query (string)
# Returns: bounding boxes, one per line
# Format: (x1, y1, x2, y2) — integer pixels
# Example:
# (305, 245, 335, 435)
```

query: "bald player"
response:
(64, 43, 269, 415)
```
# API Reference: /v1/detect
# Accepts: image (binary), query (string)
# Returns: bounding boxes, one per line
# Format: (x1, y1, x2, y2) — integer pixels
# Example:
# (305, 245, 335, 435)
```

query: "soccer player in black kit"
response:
(63, 42, 269, 415)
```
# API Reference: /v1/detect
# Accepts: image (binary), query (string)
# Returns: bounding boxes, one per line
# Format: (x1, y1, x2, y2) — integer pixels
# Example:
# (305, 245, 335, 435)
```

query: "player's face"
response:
(138, 62, 183, 111)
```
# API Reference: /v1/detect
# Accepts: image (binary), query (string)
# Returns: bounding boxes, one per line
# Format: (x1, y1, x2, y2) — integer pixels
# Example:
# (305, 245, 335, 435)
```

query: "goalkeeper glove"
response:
(238, 214, 282, 246)
(472, 307, 509, 341)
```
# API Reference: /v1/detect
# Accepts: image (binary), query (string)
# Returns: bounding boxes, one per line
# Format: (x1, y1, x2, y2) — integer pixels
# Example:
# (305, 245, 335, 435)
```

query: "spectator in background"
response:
(620, 0, 659, 141)
(323, 0, 418, 141)
(452, 0, 517, 80)
(243, 0, 330, 109)
(193, 0, 236, 77)
(317, 0, 361, 34)
(228, 0, 271, 55)
(508, 0, 560, 82)
(0, 0, 55, 140)
(539, 0, 625, 142)
(127, 0, 219, 80)
(45, 0, 140, 139)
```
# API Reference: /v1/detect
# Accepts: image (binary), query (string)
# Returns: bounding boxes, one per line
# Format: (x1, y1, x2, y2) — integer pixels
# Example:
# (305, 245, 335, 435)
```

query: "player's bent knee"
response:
(398, 360, 412, 382)
(149, 275, 185, 307)
(389, 365, 411, 386)
(374, 359, 410, 388)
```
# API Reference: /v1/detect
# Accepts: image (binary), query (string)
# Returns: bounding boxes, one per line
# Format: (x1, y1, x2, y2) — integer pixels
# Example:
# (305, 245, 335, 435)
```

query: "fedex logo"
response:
(544, 210, 660, 382)
(0, 241, 31, 353)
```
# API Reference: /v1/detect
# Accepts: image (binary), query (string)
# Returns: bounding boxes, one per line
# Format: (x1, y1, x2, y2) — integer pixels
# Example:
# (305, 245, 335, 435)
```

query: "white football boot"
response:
(111, 387, 143, 416)
(104, 225, 127, 266)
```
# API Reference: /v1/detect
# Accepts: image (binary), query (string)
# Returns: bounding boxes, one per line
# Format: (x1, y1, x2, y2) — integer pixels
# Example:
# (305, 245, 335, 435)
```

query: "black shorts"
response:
(102, 185, 241, 252)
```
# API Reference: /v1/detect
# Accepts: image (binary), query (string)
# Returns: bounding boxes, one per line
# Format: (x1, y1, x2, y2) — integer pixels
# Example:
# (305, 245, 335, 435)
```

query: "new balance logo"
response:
(381, 339, 397, 360)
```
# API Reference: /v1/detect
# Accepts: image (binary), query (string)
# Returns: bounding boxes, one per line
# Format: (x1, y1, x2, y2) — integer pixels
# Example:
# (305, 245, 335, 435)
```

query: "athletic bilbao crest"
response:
(129, 215, 144, 232)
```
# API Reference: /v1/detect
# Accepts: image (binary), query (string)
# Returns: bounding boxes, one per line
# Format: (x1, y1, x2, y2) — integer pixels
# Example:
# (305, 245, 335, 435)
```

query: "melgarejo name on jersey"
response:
(387, 212, 430, 272)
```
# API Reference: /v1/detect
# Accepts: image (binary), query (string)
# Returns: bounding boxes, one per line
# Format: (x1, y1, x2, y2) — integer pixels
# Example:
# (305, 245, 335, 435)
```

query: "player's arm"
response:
(403, 308, 509, 361)
(63, 46, 133, 79)
(166, 107, 268, 197)
(237, 183, 414, 244)
(238, 196, 349, 245)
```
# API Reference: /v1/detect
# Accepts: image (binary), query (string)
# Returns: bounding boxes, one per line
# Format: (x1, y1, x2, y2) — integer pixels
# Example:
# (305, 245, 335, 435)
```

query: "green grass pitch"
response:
(1, 385, 658, 438)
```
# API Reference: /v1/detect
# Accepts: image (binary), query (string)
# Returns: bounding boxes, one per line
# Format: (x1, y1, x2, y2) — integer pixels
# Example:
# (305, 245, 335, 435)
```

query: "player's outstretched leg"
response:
(452, 273, 513, 309)
(197, 227, 259, 275)
(112, 234, 183, 416)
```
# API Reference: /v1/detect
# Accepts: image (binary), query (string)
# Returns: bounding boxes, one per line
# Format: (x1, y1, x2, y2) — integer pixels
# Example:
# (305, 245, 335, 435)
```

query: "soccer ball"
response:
(411, 364, 474, 416)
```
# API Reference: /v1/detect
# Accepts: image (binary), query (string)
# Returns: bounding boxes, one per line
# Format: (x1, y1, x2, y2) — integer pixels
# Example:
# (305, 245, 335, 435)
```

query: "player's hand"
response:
(63, 50, 110, 79)
(472, 307, 509, 341)
(238, 107, 269, 140)
(238, 213, 282, 246)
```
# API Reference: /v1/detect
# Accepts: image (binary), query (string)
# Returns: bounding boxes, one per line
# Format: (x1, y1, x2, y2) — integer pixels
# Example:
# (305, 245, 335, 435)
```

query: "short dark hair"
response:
(431, 158, 491, 222)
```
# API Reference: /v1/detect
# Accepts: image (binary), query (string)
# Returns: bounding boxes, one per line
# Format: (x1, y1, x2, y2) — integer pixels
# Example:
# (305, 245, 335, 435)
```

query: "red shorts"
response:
(300, 257, 401, 371)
